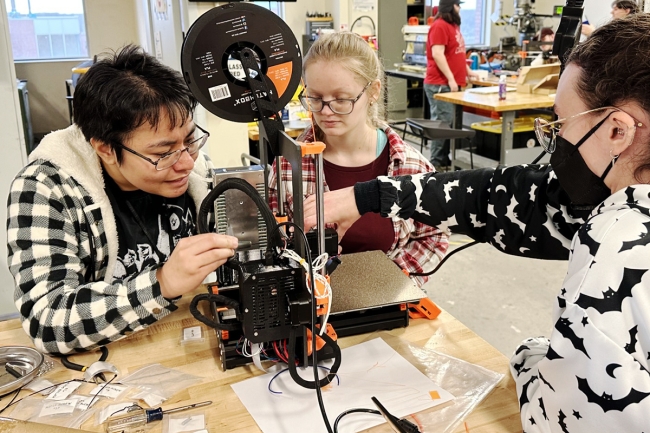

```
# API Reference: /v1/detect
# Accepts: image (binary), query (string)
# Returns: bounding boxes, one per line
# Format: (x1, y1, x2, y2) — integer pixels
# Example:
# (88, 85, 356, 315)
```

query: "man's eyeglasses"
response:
(534, 107, 643, 153)
(299, 82, 372, 115)
(114, 124, 209, 171)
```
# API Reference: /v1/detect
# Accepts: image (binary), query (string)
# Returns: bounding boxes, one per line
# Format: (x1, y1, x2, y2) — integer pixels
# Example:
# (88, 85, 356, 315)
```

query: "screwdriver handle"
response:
(145, 407, 164, 423)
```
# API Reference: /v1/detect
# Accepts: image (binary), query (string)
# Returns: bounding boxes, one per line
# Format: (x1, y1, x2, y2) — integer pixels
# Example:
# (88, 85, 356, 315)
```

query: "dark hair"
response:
(437, 9, 461, 26)
(567, 14, 650, 180)
(73, 44, 197, 163)
(612, 0, 639, 14)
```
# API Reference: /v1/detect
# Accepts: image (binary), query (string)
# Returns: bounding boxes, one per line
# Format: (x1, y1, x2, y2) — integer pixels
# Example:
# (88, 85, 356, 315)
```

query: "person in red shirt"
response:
(424, 0, 477, 169)
(268, 32, 448, 287)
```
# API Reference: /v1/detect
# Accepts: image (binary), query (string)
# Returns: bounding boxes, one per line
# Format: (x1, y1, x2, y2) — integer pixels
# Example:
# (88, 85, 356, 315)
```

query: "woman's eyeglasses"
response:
(534, 107, 643, 153)
(114, 124, 209, 171)
(299, 82, 372, 115)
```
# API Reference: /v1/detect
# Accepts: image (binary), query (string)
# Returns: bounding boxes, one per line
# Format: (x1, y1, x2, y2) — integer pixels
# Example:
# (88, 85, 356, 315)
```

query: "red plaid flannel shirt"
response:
(268, 125, 449, 286)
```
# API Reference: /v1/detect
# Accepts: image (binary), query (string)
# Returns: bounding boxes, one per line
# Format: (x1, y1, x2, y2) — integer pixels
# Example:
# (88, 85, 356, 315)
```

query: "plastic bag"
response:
(119, 364, 202, 407)
(8, 394, 97, 429)
(365, 332, 504, 433)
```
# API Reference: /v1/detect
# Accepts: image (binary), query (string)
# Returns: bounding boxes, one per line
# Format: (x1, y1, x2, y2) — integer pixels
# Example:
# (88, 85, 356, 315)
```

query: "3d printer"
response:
(179, 3, 340, 388)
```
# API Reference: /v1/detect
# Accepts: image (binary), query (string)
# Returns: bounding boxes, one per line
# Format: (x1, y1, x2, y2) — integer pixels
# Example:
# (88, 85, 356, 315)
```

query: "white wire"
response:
(242, 338, 263, 357)
(279, 249, 333, 335)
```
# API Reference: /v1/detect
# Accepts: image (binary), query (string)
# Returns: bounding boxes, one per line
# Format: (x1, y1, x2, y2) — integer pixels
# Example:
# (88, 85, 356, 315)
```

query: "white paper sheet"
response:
(231, 338, 454, 433)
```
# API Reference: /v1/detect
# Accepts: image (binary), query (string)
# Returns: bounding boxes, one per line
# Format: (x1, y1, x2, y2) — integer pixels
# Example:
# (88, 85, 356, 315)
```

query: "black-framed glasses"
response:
(534, 107, 643, 154)
(299, 82, 372, 115)
(114, 124, 210, 171)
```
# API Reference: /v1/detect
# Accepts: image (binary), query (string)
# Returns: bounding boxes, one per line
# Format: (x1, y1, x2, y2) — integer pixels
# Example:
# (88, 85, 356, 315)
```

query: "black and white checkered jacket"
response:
(6, 125, 213, 355)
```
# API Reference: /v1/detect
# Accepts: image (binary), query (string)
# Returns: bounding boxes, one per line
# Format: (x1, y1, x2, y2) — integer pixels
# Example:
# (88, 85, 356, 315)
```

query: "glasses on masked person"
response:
(113, 124, 210, 171)
(534, 107, 643, 153)
(299, 82, 372, 115)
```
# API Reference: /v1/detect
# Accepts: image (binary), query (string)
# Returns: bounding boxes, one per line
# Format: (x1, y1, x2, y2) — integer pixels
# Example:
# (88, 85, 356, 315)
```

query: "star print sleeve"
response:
(356, 165, 586, 259)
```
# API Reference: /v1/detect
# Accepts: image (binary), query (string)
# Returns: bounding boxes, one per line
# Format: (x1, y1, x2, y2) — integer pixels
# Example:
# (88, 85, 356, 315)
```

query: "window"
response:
(459, 0, 487, 46)
(254, 2, 284, 18)
(5, 0, 88, 61)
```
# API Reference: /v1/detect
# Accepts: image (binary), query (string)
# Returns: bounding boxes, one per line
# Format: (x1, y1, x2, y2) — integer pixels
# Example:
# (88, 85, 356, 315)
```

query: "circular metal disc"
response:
(181, 3, 302, 123)
(0, 346, 44, 396)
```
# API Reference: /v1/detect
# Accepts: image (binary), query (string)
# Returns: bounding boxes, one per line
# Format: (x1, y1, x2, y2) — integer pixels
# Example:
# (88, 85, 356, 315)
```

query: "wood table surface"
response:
(0, 290, 522, 432)
(434, 90, 554, 113)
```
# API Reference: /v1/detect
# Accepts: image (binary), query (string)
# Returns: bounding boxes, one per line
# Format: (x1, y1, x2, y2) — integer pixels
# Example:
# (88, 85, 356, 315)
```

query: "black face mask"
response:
(550, 114, 614, 207)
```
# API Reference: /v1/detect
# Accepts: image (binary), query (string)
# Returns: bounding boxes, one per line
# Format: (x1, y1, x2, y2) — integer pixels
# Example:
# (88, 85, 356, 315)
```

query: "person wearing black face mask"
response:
(538, 107, 638, 208)
(302, 15, 650, 432)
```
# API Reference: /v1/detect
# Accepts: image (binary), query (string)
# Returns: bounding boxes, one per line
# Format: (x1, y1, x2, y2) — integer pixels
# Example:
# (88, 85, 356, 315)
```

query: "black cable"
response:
(197, 178, 279, 260)
(0, 387, 22, 414)
(61, 346, 108, 372)
(189, 292, 242, 331)
(410, 240, 478, 277)
(350, 15, 376, 36)
(333, 408, 381, 433)
(0, 379, 84, 414)
(276, 221, 335, 433)
(530, 149, 547, 165)
(86, 373, 117, 410)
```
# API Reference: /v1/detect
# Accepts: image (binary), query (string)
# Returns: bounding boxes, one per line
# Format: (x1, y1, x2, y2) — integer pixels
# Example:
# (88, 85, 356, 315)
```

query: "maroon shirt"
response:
(324, 144, 394, 254)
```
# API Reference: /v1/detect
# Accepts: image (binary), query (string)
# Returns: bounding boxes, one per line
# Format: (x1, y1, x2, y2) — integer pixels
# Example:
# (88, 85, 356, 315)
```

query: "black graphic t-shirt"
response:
(104, 172, 196, 281)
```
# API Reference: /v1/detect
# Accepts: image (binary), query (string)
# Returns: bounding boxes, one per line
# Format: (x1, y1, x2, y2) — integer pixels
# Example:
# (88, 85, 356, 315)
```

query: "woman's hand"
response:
(304, 187, 362, 240)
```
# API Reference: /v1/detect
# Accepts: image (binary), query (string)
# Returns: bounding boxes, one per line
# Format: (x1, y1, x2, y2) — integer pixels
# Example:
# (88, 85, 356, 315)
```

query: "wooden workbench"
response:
(434, 90, 555, 169)
(0, 290, 522, 432)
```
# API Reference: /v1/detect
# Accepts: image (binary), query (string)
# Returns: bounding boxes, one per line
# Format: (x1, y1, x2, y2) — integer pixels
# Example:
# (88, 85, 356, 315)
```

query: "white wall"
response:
(0, 0, 27, 320)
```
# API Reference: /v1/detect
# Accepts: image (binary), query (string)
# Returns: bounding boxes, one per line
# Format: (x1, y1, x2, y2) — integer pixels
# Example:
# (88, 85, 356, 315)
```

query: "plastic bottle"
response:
(469, 52, 480, 70)
(498, 75, 507, 101)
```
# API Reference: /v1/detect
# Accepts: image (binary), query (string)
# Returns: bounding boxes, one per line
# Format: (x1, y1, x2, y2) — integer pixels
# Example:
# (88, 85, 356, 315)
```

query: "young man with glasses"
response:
(268, 31, 448, 288)
(6, 45, 238, 355)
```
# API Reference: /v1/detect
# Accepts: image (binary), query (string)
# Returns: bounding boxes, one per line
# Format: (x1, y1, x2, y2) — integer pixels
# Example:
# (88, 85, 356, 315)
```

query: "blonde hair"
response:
(302, 31, 385, 137)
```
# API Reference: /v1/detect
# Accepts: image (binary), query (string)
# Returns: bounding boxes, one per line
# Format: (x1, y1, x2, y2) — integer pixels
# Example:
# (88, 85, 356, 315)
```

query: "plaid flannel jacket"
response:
(267, 125, 449, 286)
(6, 125, 213, 355)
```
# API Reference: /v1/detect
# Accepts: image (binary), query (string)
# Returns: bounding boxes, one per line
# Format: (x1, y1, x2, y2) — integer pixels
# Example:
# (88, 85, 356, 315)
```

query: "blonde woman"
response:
(268, 31, 448, 286)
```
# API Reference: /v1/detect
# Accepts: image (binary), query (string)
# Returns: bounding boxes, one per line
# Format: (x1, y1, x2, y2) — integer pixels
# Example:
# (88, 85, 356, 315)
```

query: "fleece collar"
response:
(30, 125, 213, 282)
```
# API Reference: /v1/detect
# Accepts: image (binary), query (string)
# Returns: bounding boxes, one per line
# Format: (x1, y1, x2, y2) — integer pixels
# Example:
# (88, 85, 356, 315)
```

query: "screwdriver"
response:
(106, 400, 212, 433)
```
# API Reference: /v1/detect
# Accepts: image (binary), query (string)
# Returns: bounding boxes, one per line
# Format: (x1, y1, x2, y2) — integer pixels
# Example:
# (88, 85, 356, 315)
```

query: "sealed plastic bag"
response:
(360, 332, 504, 433)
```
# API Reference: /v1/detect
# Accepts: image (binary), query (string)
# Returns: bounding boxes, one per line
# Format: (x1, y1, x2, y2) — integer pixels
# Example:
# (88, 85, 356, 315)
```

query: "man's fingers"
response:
(178, 233, 238, 252)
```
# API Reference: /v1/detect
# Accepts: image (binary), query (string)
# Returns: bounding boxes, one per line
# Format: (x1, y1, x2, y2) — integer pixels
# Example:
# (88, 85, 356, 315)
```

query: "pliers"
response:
(61, 346, 109, 382)
(372, 396, 421, 433)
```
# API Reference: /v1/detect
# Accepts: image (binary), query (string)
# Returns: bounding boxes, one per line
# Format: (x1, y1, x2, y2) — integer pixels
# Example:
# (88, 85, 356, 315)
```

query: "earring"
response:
(617, 128, 625, 135)
(610, 149, 620, 168)
(370, 101, 374, 106)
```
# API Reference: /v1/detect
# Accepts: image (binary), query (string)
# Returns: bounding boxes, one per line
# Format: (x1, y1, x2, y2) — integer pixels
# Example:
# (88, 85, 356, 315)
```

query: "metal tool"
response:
(106, 400, 212, 433)
(0, 346, 45, 395)
(61, 346, 111, 382)
(371, 396, 421, 433)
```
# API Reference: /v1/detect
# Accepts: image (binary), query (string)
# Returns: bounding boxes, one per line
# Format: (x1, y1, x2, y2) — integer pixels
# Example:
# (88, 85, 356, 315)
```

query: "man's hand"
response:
(304, 187, 361, 240)
(156, 233, 238, 298)
(448, 79, 460, 92)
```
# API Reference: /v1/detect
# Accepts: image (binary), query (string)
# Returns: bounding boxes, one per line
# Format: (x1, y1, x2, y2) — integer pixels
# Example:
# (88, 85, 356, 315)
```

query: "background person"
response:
(530, 27, 555, 66)
(268, 31, 448, 287)
(6, 45, 238, 355)
(581, 0, 638, 36)
(306, 15, 650, 431)
(424, 0, 478, 170)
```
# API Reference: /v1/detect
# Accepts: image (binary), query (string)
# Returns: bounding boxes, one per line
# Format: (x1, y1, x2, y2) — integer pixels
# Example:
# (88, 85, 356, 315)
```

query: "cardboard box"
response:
(516, 64, 561, 94)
